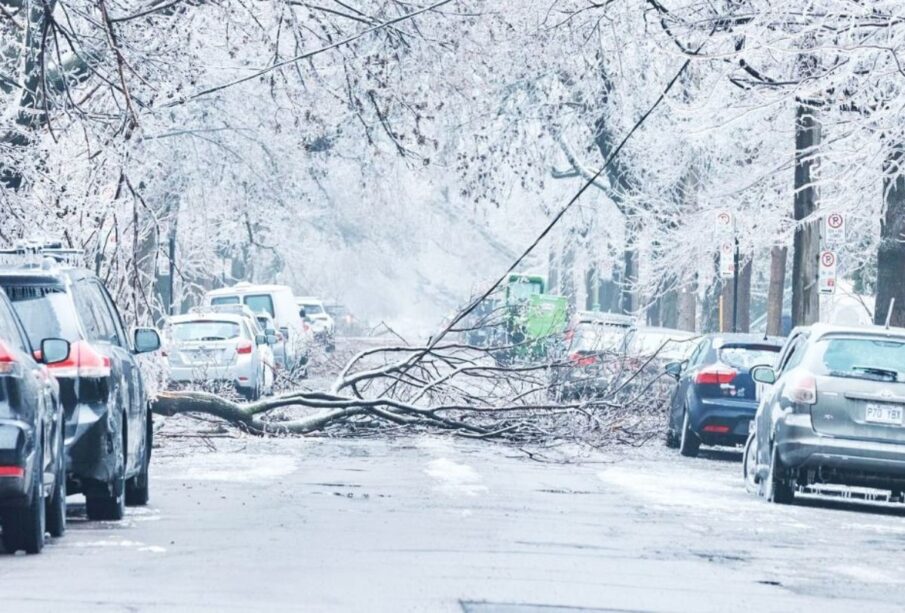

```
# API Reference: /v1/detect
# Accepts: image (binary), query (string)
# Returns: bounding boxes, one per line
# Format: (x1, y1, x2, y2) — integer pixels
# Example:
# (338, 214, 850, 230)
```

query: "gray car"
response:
(748, 323, 905, 504)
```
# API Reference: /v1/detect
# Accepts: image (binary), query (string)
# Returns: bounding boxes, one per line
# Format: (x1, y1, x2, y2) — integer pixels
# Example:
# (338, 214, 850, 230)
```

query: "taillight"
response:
(703, 424, 731, 434)
(570, 353, 597, 367)
(0, 466, 24, 478)
(695, 366, 737, 385)
(783, 372, 817, 405)
(0, 340, 19, 376)
(48, 340, 111, 378)
(236, 340, 253, 355)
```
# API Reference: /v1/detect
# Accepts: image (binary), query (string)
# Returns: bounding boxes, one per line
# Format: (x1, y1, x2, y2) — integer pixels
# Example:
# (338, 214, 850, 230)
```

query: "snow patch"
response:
(157, 453, 298, 482)
(424, 458, 487, 497)
(138, 546, 167, 554)
(831, 564, 902, 584)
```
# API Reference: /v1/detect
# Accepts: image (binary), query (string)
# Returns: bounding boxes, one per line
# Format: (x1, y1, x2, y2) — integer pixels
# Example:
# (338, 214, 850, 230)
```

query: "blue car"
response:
(665, 334, 784, 457)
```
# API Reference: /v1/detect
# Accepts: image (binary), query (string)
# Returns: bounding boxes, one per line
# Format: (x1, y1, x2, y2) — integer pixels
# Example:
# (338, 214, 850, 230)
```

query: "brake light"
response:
(236, 340, 253, 355)
(703, 424, 731, 434)
(695, 366, 737, 385)
(570, 353, 597, 367)
(0, 466, 24, 478)
(783, 372, 817, 405)
(48, 340, 111, 378)
(0, 340, 19, 376)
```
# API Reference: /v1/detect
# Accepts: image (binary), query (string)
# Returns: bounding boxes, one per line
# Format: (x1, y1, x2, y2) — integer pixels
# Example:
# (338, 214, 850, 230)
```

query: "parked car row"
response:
(660, 321, 905, 507)
(160, 283, 339, 397)
(0, 245, 162, 554)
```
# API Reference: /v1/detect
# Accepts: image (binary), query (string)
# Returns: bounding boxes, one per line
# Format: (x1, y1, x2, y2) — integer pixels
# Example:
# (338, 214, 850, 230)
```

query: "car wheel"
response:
(86, 426, 126, 521)
(679, 408, 700, 458)
(46, 425, 67, 537)
(766, 444, 794, 504)
(2, 446, 46, 554)
(126, 413, 151, 507)
(665, 427, 679, 448)
(742, 432, 758, 495)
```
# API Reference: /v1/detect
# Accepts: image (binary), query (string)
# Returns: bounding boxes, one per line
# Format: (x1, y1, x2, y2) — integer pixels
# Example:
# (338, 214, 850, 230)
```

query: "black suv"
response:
(0, 250, 161, 521)
(0, 286, 70, 553)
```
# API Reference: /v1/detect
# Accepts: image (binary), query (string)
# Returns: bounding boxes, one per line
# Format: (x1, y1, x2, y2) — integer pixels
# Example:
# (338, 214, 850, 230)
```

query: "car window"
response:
(74, 281, 119, 345)
(301, 303, 324, 315)
(0, 298, 27, 352)
(95, 282, 128, 347)
(571, 325, 627, 352)
(718, 345, 781, 369)
(780, 337, 807, 373)
(805, 336, 905, 382)
(243, 294, 275, 318)
(170, 320, 241, 342)
(3, 284, 81, 344)
(687, 339, 709, 367)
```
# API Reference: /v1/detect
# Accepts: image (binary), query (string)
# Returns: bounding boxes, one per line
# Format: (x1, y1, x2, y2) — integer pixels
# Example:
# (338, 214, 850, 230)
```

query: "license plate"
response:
(865, 403, 904, 426)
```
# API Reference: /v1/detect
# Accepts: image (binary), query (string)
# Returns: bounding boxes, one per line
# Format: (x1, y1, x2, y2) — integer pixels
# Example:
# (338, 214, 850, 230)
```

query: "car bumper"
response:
(0, 419, 36, 506)
(691, 397, 758, 445)
(167, 361, 257, 389)
(776, 413, 905, 487)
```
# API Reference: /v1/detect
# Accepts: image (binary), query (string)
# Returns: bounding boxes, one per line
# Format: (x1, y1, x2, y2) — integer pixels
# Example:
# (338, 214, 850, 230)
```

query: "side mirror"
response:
(255, 334, 266, 346)
(298, 307, 307, 319)
(751, 365, 777, 384)
(134, 328, 161, 354)
(266, 334, 277, 345)
(280, 326, 290, 340)
(41, 338, 70, 365)
(664, 361, 685, 379)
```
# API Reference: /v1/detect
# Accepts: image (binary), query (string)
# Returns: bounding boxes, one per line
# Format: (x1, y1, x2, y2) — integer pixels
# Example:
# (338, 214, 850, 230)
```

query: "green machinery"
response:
(502, 274, 568, 360)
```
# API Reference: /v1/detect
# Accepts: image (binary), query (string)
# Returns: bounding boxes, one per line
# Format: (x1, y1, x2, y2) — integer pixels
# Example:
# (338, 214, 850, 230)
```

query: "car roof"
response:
(207, 283, 292, 296)
(295, 296, 323, 304)
(796, 322, 905, 341)
(168, 313, 246, 324)
(632, 326, 696, 337)
(707, 333, 785, 347)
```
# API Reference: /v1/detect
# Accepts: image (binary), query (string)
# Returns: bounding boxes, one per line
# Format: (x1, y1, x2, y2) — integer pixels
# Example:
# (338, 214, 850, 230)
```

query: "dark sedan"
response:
(665, 334, 783, 457)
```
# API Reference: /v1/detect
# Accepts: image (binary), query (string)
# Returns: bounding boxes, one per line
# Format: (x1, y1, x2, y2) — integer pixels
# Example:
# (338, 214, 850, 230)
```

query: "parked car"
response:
(204, 283, 308, 374)
(0, 251, 161, 522)
(164, 312, 270, 400)
(296, 296, 335, 351)
(664, 334, 783, 457)
(552, 314, 635, 399)
(0, 287, 70, 554)
(748, 323, 905, 504)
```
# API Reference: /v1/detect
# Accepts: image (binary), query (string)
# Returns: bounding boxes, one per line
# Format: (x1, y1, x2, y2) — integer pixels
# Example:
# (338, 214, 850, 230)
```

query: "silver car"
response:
(749, 323, 905, 504)
(164, 313, 269, 400)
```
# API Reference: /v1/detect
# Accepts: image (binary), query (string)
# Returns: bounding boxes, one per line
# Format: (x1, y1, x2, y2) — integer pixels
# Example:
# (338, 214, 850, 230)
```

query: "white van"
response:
(203, 283, 308, 372)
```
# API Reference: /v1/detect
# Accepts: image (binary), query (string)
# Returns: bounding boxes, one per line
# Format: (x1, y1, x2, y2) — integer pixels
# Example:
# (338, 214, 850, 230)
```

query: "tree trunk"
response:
(791, 103, 821, 326)
(875, 145, 905, 327)
(620, 242, 638, 315)
(766, 246, 787, 336)
(737, 260, 752, 332)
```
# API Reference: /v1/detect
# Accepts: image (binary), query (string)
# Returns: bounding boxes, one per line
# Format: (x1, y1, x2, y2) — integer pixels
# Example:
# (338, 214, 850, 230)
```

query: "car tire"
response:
(46, 425, 67, 538)
(766, 444, 794, 504)
(742, 433, 758, 495)
(665, 428, 679, 448)
(126, 413, 151, 507)
(2, 446, 46, 554)
(86, 426, 126, 521)
(679, 408, 700, 458)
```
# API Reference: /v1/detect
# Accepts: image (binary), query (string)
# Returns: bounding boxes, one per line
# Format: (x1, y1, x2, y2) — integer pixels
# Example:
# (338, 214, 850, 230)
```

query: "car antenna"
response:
(885, 298, 896, 330)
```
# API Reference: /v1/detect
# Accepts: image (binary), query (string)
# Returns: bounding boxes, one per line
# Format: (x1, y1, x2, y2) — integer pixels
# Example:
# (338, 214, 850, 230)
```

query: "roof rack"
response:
(0, 241, 84, 269)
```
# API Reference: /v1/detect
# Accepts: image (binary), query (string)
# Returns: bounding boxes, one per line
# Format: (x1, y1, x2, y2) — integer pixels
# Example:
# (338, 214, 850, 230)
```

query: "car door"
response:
(755, 332, 808, 468)
(667, 339, 707, 430)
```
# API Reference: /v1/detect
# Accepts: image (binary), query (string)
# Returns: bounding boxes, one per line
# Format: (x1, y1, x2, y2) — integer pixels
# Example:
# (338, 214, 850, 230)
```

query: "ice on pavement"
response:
(424, 457, 488, 497)
(155, 453, 298, 482)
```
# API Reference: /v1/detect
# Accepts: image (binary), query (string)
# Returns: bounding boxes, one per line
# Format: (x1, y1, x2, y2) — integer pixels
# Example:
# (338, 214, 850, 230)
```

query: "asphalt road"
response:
(2, 432, 905, 612)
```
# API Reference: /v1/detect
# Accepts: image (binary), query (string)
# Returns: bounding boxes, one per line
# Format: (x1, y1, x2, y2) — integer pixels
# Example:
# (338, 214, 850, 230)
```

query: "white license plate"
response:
(865, 403, 904, 425)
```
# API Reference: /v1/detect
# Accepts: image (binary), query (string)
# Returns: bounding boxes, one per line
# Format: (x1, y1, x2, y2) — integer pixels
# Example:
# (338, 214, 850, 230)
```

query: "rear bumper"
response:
(776, 413, 905, 487)
(167, 361, 257, 389)
(690, 397, 758, 446)
(0, 419, 35, 507)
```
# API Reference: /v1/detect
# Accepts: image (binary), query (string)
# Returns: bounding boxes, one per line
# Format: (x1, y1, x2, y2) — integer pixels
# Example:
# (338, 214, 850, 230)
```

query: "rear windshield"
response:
(807, 336, 905, 382)
(630, 332, 694, 360)
(170, 321, 241, 342)
(2, 284, 80, 344)
(718, 345, 780, 369)
(210, 295, 240, 306)
(243, 294, 275, 318)
(300, 303, 324, 315)
(572, 325, 628, 353)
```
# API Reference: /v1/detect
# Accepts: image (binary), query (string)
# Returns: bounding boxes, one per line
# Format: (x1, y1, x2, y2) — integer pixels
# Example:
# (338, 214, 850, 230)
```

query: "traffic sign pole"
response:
(732, 238, 739, 333)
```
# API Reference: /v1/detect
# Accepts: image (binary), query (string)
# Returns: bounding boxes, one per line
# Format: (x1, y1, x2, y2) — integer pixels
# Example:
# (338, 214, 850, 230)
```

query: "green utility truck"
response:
(502, 274, 568, 361)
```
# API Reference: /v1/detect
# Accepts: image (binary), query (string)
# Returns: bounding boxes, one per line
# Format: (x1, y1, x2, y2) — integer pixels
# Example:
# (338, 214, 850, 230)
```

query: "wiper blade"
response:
(200, 336, 227, 341)
(852, 365, 898, 381)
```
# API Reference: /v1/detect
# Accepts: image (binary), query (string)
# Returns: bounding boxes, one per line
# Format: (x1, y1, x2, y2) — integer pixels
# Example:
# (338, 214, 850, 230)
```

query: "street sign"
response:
(818, 250, 837, 295)
(824, 211, 845, 246)
(719, 241, 735, 279)
(716, 210, 733, 235)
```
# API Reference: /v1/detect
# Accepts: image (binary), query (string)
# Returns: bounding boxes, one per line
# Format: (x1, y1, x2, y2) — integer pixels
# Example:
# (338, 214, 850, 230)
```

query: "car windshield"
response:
(808, 336, 905, 382)
(243, 294, 275, 318)
(571, 325, 627, 353)
(256, 316, 273, 331)
(170, 321, 241, 342)
(718, 345, 780, 369)
(2, 284, 81, 344)
(301, 303, 324, 315)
